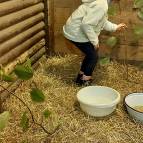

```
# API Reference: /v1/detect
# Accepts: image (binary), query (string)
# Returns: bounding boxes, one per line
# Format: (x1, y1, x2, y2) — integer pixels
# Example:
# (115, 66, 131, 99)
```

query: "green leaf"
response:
(106, 36, 118, 48)
(20, 112, 29, 132)
(134, 0, 143, 8)
(133, 25, 143, 39)
(108, 5, 118, 16)
(14, 65, 33, 80)
(0, 111, 10, 131)
(25, 58, 32, 67)
(2, 74, 14, 82)
(0, 69, 3, 76)
(30, 88, 45, 102)
(43, 109, 51, 118)
(25, 59, 33, 71)
(137, 10, 143, 21)
(0, 69, 4, 80)
(0, 69, 14, 82)
(99, 57, 110, 65)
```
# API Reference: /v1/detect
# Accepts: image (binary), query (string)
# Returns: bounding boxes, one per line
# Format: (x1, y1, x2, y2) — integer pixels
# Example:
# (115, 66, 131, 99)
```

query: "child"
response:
(63, 0, 127, 86)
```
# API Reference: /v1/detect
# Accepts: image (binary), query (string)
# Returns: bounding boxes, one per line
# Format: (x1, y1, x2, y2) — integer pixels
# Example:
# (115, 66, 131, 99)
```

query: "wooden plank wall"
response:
(52, 0, 143, 62)
(53, 0, 81, 54)
(100, 0, 143, 61)
(0, 0, 47, 74)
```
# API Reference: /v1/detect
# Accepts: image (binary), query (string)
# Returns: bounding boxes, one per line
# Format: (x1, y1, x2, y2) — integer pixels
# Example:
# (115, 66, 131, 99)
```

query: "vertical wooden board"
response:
(54, 0, 74, 7)
(113, 45, 143, 61)
(134, 46, 143, 60)
(53, 1, 80, 53)
(55, 32, 84, 55)
(54, 8, 71, 25)
(53, 0, 143, 62)
(54, 33, 71, 53)
(48, 0, 55, 53)
(54, 23, 64, 33)
(120, 0, 133, 11)
(72, 0, 81, 9)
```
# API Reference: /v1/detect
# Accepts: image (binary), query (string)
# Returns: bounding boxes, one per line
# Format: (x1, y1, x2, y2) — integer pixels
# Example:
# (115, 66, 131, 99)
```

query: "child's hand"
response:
(116, 23, 127, 31)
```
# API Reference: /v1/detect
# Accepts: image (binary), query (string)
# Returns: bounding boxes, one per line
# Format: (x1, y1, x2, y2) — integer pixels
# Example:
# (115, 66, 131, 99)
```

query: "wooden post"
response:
(43, 0, 55, 56)
(49, 0, 55, 55)
(43, 0, 50, 56)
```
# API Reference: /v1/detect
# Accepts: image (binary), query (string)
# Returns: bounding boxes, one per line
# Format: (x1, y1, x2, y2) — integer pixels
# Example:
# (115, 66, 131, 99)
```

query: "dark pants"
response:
(71, 41, 99, 76)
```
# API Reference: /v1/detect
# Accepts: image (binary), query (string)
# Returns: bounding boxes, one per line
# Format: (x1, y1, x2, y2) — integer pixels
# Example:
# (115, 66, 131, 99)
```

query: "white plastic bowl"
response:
(77, 86, 120, 117)
(125, 93, 143, 123)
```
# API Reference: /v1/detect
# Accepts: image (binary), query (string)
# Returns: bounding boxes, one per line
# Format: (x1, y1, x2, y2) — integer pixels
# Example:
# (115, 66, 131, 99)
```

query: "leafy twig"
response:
(0, 84, 59, 135)
(0, 84, 35, 122)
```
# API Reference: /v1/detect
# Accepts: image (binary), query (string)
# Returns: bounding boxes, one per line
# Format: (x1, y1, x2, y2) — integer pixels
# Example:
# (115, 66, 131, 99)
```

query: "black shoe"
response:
(76, 78, 92, 86)
(75, 74, 83, 83)
(80, 79, 92, 86)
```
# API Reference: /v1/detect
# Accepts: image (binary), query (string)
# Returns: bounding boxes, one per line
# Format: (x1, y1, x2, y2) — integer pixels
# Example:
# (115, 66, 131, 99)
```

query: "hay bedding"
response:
(0, 55, 143, 143)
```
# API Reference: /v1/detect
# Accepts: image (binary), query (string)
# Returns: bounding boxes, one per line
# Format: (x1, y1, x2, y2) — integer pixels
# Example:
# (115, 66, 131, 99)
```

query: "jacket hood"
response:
(82, 0, 108, 9)
(82, 0, 96, 2)
(82, 0, 108, 3)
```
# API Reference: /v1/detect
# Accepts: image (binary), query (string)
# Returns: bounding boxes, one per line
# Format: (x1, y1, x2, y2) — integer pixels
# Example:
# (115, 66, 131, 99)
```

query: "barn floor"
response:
(1, 55, 143, 143)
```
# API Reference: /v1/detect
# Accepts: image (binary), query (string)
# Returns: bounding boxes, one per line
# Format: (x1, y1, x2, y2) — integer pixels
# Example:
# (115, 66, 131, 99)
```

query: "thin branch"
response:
(0, 84, 60, 135)
(0, 84, 35, 122)
(117, 1, 128, 80)
(124, 34, 129, 80)
(120, 25, 128, 80)
(35, 122, 60, 135)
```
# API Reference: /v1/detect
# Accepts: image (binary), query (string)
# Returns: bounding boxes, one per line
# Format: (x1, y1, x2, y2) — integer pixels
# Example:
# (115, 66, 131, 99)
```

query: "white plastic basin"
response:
(125, 93, 143, 123)
(77, 86, 120, 117)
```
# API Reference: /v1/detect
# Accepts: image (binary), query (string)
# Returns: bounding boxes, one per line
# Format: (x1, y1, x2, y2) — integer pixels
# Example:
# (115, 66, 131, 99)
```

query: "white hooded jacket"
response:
(63, 0, 118, 46)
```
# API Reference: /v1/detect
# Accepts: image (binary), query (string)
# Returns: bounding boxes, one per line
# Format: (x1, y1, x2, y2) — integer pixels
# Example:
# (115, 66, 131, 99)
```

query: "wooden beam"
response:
(0, 0, 42, 17)
(0, 13, 44, 43)
(0, 31, 45, 65)
(4, 39, 45, 74)
(0, 22, 45, 57)
(43, 0, 49, 56)
(48, 0, 55, 55)
(30, 46, 46, 65)
(0, 3, 44, 30)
